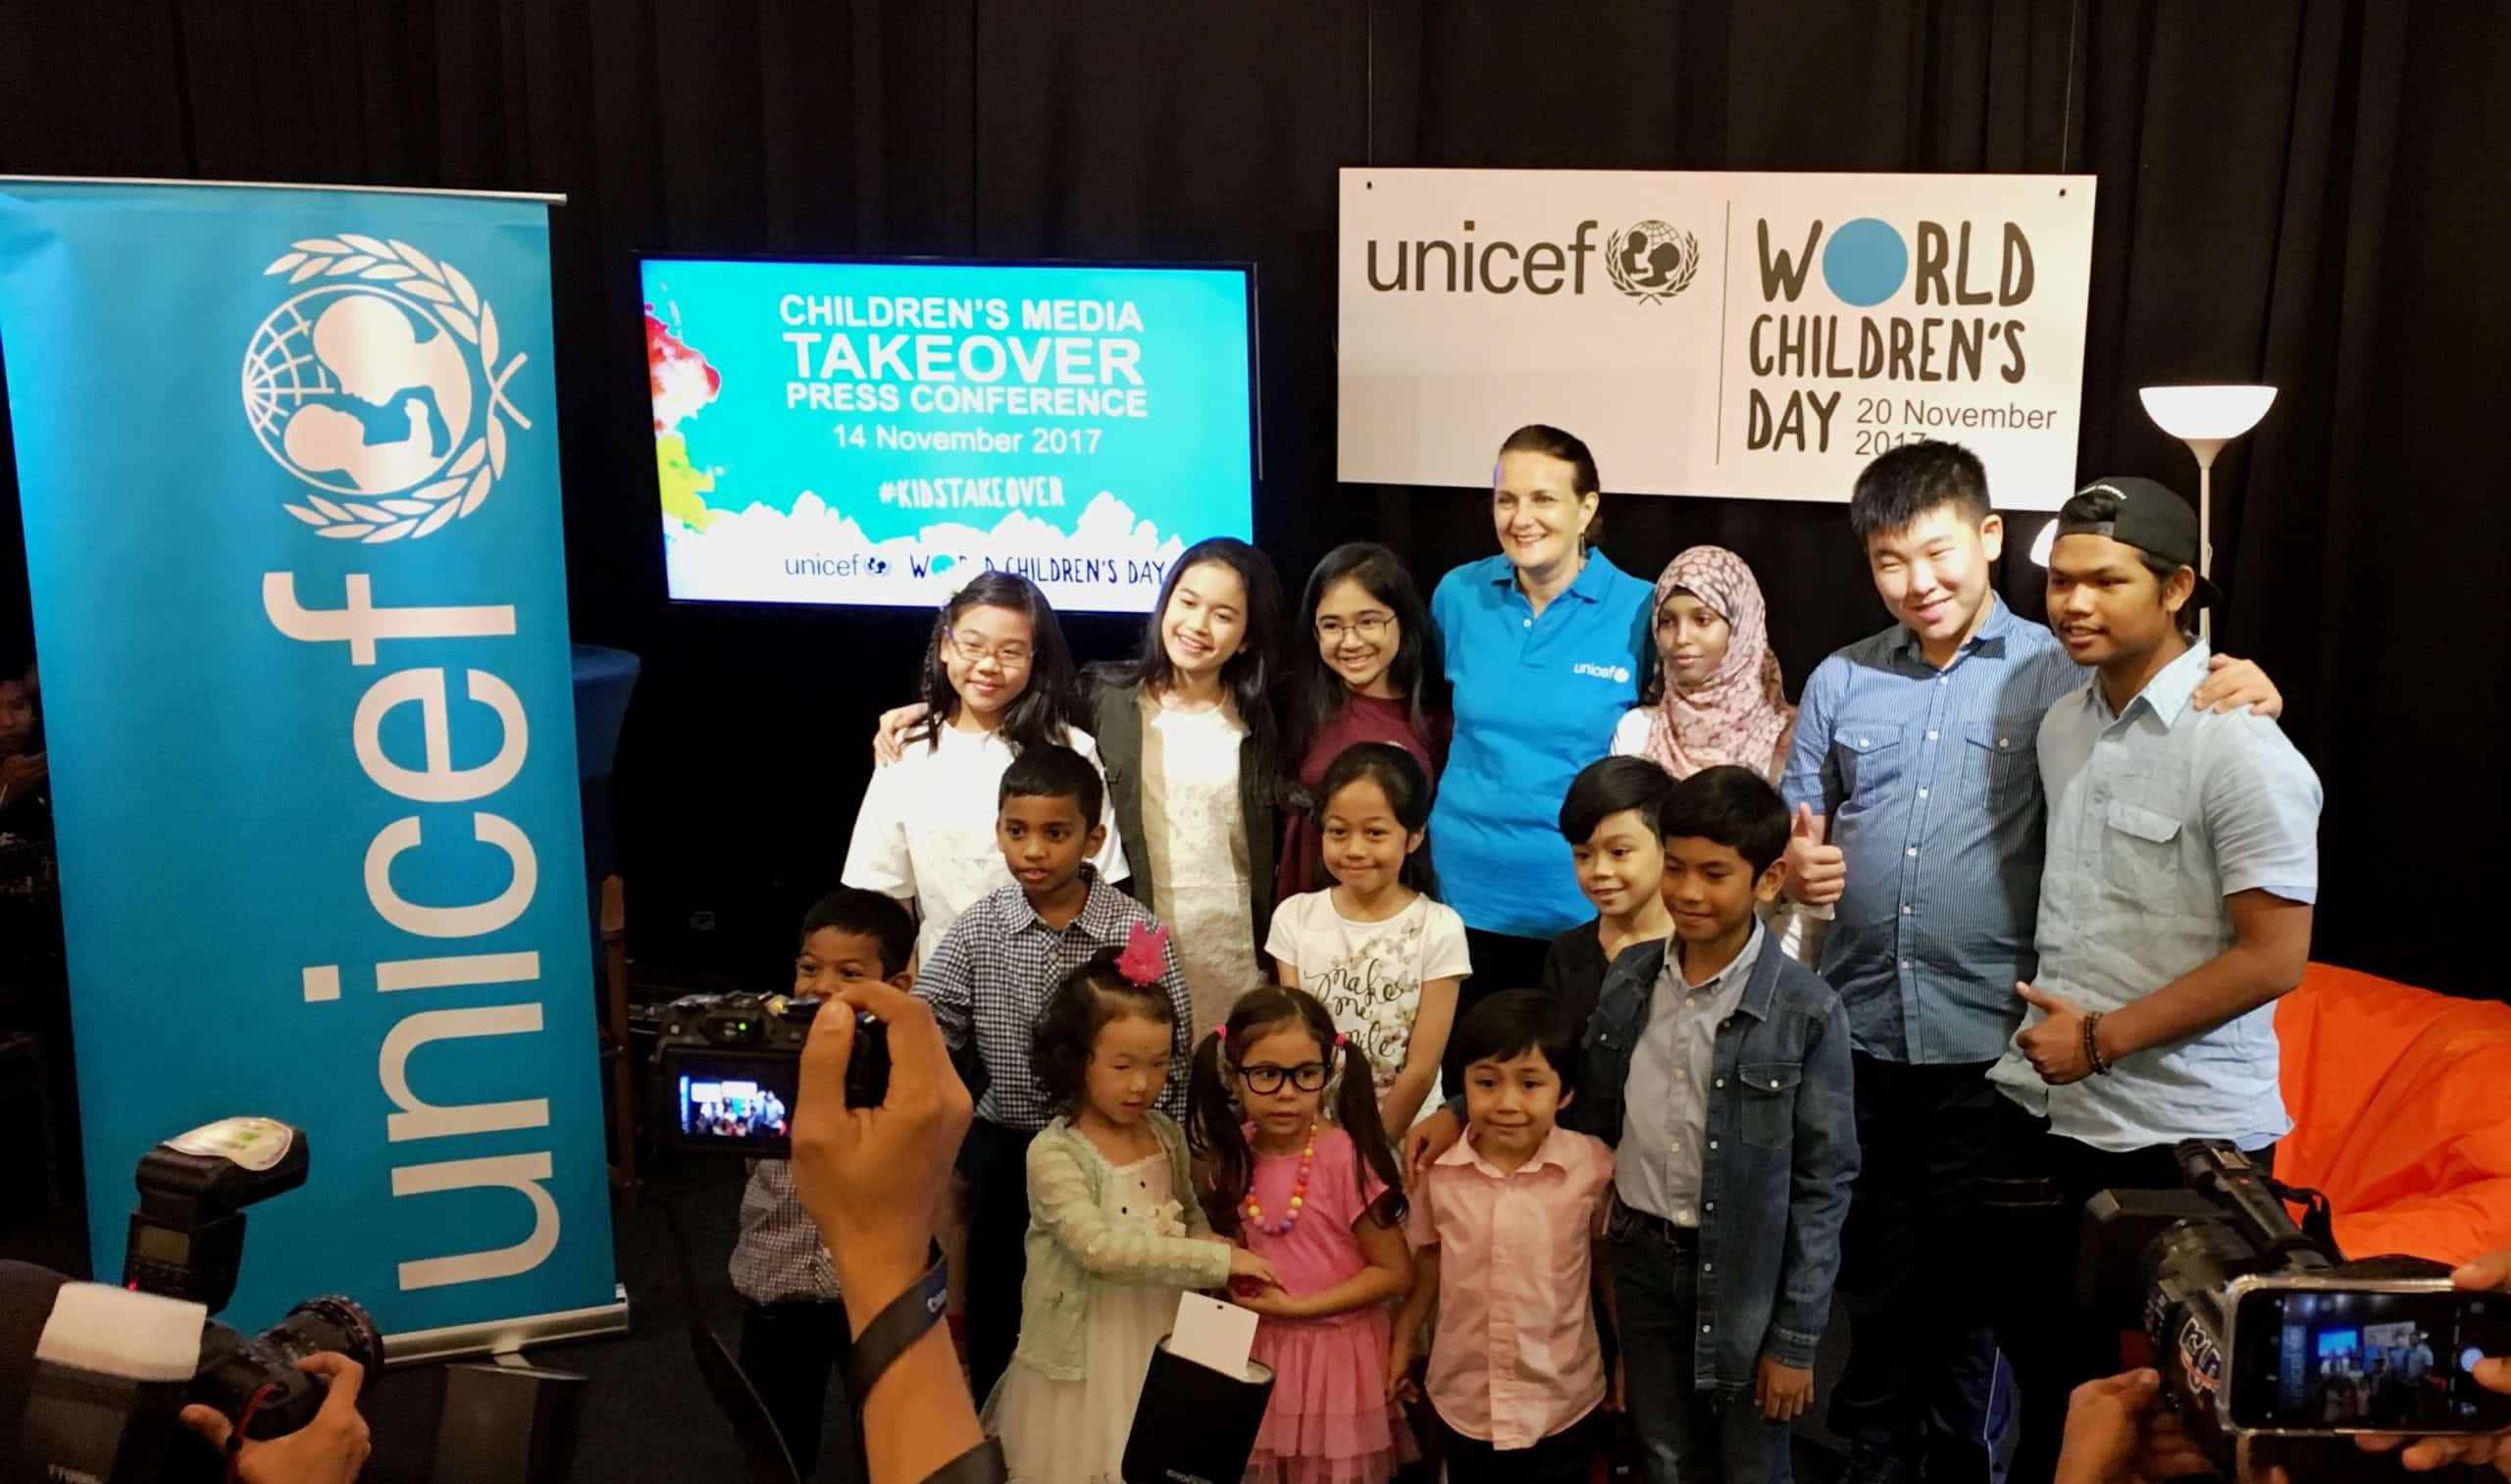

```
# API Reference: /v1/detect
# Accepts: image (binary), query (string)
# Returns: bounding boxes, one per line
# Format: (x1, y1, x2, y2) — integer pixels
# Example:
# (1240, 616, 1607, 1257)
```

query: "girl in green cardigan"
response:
(984, 932, 1282, 1482)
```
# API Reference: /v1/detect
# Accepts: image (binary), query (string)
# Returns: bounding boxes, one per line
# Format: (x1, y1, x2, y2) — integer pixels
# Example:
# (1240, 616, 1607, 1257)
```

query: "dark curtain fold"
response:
(1, 0, 2500, 996)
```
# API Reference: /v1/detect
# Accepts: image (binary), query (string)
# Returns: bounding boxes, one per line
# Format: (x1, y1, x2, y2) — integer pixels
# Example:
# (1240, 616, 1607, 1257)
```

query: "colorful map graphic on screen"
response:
(644, 258, 1256, 612)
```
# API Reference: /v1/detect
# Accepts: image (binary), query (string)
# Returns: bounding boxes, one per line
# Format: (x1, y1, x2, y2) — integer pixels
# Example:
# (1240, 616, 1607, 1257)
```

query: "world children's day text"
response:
(1743, 219, 2064, 456)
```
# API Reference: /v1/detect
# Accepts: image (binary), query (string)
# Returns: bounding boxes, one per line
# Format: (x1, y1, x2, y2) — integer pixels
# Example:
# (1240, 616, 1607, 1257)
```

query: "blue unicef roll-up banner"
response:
(0, 179, 624, 1354)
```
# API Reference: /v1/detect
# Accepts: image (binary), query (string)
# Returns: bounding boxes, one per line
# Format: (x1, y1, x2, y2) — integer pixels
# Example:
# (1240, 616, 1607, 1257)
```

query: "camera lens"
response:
(267, 1295, 385, 1374)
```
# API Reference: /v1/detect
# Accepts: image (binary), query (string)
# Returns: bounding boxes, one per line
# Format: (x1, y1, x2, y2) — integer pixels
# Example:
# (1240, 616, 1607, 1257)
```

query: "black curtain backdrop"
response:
(1, 1, 2503, 999)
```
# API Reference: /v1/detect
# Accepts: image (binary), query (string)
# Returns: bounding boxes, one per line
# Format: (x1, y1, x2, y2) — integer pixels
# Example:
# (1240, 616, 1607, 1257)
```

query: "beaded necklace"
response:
(1241, 1123, 1319, 1238)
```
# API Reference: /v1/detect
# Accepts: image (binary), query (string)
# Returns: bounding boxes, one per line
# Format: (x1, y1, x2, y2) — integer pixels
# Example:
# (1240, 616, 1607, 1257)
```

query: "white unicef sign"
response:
(1338, 169, 2098, 512)
(241, 234, 533, 540)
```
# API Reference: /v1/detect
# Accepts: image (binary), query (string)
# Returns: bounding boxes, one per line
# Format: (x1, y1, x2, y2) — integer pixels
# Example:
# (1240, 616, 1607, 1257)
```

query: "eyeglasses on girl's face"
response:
(1235, 1060, 1330, 1094)
(947, 630, 1033, 670)
(1314, 613, 1393, 643)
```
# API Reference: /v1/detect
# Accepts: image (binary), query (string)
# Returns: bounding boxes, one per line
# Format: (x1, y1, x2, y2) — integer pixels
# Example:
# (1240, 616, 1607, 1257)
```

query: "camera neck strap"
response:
(840, 1254, 1005, 1484)
(921, 1439, 1010, 1484)
(840, 1253, 951, 1412)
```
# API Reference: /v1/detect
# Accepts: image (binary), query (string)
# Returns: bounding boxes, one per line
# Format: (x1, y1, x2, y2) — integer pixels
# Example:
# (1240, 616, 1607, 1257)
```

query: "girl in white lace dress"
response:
(986, 934, 1281, 1481)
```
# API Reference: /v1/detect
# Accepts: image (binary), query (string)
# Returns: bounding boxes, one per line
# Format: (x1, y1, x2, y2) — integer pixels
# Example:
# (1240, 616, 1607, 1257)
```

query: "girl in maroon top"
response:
(1278, 543, 1450, 903)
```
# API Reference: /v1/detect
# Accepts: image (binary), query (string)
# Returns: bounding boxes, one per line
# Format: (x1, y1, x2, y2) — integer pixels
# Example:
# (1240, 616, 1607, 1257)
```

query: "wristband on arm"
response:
(839, 1254, 949, 1403)
(839, 1255, 1008, 1484)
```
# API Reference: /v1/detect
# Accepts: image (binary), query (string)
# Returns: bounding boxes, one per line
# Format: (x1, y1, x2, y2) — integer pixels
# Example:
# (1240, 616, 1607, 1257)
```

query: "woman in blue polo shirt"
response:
(1427, 424, 1654, 1057)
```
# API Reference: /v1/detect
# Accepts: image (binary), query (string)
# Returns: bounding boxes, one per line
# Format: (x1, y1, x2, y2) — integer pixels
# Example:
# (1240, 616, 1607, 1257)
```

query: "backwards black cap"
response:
(2060, 476, 2223, 607)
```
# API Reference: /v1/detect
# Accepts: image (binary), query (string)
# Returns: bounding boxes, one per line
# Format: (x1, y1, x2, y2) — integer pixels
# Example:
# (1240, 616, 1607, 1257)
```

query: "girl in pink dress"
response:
(1188, 985, 1415, 1484)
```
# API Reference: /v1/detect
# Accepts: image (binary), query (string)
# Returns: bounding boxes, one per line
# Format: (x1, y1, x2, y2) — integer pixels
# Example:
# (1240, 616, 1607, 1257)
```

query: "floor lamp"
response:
(2137, 384, 2277, 642)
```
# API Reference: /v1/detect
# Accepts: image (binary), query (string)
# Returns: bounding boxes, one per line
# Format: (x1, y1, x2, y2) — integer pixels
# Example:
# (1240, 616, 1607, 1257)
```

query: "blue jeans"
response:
(1612, 1215, 1792, 1484)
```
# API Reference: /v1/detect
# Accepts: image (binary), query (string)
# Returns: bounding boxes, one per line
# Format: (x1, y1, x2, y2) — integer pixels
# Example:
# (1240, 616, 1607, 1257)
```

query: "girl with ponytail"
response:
(1187, 986, 1414, 1484)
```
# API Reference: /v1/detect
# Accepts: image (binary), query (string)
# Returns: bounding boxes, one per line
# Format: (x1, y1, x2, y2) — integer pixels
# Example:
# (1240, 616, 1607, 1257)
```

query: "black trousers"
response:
(1451, 928, 1555, 1089)
(1826, 1055, 2010, 1475)
(961, 1116, 1037, 1403)
(738, 1301, 866, 1483)
(1432, 1403, 1604, 1484)
(1982, 1097, 2277, 1484)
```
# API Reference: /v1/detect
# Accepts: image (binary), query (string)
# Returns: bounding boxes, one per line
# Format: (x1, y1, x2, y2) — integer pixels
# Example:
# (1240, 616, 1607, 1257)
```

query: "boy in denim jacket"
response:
(1410, 764, 1858, 1484)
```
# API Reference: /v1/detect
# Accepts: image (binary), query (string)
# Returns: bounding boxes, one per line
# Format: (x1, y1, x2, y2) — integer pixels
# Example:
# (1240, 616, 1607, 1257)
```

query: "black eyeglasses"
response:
(1237, 1061, 1330, 1094)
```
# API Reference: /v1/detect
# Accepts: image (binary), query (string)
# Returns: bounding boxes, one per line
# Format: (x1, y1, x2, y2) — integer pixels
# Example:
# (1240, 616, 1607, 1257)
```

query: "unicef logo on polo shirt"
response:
(241, 233, 533, 542)
(1573, 661, 1632, 685)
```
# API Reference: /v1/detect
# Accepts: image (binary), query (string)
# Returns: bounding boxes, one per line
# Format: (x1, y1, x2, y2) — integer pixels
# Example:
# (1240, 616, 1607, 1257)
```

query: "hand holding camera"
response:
(790, 980, 970, 1302)
(2055, 1368, 2215, 1484)
(177, 1352, 373, 1484)
(787, 979, 992, 1484)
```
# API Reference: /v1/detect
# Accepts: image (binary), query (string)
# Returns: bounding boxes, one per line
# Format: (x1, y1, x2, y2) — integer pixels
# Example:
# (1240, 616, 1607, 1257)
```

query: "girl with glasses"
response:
(866, 540, 1290, 1039)
(1189, 985, 1415, 1484)
(1278, 542, 1449, 902)
(843, 571, 1125, 965)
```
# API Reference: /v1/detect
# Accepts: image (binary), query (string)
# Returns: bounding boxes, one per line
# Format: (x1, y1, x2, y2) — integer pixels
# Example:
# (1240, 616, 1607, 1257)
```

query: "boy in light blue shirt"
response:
(1988, 475, 2321, 1483)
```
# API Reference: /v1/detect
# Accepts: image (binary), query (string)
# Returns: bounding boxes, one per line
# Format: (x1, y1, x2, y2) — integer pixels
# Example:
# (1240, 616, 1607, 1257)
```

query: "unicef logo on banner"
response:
(241, 234, 533, 541)
(1359, 218, 1702, 301)
(1605, 221, 1700, 303)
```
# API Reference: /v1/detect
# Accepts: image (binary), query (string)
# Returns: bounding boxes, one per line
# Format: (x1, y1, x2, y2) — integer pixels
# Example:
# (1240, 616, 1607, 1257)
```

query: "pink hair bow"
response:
(1116, 922, 1169, 987)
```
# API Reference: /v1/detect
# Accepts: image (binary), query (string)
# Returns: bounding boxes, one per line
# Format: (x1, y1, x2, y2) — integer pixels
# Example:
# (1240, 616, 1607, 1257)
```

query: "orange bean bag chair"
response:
(2274, 961, 2511, 1264)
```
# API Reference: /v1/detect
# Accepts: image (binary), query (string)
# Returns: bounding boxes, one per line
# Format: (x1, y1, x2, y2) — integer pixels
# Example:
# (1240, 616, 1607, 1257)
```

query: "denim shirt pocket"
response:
(1737, 1059, 1802, 1150)
(1832, 721, 1907, 801)
(1964, 711, 2042, 812)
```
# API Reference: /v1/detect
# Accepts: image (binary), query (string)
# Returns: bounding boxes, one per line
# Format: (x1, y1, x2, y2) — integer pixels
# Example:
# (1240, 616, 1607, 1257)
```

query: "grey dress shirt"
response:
(1615, 920, 1766, 1226)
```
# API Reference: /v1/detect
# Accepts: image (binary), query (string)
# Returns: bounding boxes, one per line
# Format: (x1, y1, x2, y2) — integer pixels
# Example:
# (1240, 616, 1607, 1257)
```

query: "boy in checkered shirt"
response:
(913, 742, 1195, 1402)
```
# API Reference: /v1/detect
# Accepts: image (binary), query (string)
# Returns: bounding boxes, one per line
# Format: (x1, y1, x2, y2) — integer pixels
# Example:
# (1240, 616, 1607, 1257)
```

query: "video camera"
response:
(2081, 1140, 2511, 1473)
(652, 992, 889, 1156)
(13, 1116, 382, 1482)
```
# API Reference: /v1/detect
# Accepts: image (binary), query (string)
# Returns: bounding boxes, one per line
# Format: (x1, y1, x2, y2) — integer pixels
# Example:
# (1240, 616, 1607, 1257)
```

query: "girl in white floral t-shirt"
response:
(1264, 742, 1471, 1134)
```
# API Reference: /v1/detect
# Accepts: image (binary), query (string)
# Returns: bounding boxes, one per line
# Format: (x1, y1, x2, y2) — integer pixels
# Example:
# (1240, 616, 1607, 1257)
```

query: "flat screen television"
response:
(643, 255, 1257, 613)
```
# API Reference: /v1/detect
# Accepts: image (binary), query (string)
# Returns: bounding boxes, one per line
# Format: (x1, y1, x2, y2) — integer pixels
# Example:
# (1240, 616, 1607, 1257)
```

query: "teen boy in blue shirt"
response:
(1777, 442, 2281, 1484)
(1987, 477, 2319, 1483)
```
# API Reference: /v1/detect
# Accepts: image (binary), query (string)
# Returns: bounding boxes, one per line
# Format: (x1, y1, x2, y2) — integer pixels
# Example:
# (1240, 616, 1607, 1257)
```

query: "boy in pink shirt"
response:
(1390, 990, 1617, 1482)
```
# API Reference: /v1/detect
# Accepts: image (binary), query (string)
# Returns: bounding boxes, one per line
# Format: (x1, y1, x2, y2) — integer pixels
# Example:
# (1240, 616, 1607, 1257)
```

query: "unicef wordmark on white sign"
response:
(242, 233, 533, 541)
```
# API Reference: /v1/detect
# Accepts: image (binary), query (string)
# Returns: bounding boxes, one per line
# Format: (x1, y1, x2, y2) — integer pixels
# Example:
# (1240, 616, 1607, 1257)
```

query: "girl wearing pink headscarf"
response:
(1610, 545, 1797, 782)
(1611, 545, 1825, 966)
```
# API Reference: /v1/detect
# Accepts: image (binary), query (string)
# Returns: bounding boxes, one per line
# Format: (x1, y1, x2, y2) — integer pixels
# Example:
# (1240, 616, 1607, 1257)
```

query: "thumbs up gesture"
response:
(1781, 803, 1846, 907)
(2014, 981, 2100, 1085)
